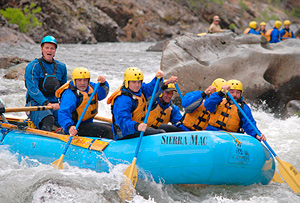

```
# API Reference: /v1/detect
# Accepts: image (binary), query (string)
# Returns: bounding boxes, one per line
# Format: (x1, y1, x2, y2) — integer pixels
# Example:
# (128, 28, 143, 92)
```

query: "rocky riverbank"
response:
(0, 0, 300, 45)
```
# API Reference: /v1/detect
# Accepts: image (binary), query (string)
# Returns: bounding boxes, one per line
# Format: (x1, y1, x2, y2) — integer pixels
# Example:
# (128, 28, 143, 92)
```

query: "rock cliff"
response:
(0, 0, 299, 44)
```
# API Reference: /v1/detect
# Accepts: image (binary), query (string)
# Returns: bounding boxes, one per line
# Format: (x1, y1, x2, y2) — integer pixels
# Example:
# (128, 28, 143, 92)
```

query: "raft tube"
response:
(0, 130, 275, 185)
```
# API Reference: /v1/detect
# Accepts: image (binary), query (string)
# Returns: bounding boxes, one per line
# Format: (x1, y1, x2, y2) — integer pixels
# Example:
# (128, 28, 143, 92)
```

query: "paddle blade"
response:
(277, 157, 300, 193)
(119, 158, 138, 202)
(51, 155, 64, 170)
(124, 159, 138, 187)
(272, 170, 284, 183)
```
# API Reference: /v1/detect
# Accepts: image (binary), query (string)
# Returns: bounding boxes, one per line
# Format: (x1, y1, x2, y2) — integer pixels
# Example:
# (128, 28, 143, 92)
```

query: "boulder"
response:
(0, 27, 35, 45)
(146, 40, 169, 52)
(286, 100, 300, 117)
(0, 56, 30, 70)
(3, 63, 28, 80)
(161, 33, 300, 117)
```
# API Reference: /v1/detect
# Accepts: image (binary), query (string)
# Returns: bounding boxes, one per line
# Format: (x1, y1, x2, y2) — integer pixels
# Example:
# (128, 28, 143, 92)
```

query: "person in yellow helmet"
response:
(204, 79, 266, 141)
(279, 20, 296, 41)
(258, 22, 267, 37)
(147, 80, 185, 132)
(107, 67, 168, 140)
(243, 21, 259, 35)
(266, 20, 282, 43)
(179, 78, 227, 131)
(208, 15, 228, 34)
(56, 67, 112, 138)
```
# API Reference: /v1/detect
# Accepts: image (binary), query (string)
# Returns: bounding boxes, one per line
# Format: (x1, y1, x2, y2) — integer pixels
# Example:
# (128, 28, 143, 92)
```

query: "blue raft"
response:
(0, 129, 275, 185)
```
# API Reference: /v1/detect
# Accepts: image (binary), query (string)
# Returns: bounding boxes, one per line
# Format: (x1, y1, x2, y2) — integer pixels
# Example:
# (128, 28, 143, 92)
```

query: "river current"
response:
(0, 42, 299, 203)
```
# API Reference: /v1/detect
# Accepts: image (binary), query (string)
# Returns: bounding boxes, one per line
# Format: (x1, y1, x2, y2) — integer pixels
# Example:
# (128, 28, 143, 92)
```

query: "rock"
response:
(286, 100, 300, 117)
(0, 56, 30, 70)
(146, 40, 169, 52)
(3, 63, 28, 80)
(0, 27, 35, 45)
(161, 33, 300, 117)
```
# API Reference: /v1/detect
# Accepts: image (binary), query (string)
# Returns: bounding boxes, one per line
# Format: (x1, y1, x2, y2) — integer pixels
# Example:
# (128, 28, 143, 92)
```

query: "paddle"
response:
(226, 91, 300, 193)
(0, 106, 53, 113)
(51, 82, 101, 169)
(120, 78, 160, 201)
(175, 83, 184, 101)
(1, 122, 108, 151)
(94, 115, 112, 123)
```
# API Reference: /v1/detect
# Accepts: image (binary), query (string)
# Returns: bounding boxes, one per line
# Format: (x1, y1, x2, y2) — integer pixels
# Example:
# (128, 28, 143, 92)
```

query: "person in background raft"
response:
(24, 36, 67, 131)
(265, 20, 282, 43)
(147, 81, 185, 132)
(243, 21, 259, 35)
(107, 67, 166, 140)
(280, 20, 296, 41)
(208, 15, 227, 34)
(180, 78, 227, 131)
(204, 80, 266, 141)
(56, 67, 113, 138)
(258, 22, 267, 38)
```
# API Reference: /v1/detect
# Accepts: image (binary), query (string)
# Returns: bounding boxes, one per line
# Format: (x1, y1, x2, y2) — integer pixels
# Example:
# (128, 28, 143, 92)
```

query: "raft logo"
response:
(161, 135, 208, 146)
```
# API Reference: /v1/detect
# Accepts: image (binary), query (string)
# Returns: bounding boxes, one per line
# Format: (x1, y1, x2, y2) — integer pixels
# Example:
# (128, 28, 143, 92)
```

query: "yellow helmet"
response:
(284, 20, 291, 25)
(260, 22, 266, 26)
(72, 67, 90, 85)
(160, 83, 177, 97)
(211, 78, 227, 92)
(274, 20, 282, 29)
(249, 21, 257, 29)
(227, 79, 243, 95)
(124, 67, 144, 88)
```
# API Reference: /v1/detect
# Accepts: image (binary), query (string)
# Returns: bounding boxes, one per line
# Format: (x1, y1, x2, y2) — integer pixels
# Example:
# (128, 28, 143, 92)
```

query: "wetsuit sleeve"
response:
(90, 81, 109, 100)
(182, 91, 205, 112)
(141, 77, 164, 99)
(113, 95, 138, 136)
(241, 104, 261, 138)
(25, 61, 49, 105)
(204, 91, 224, 113)
(58, 89, 77, 133)
(170, 104, 183, 124)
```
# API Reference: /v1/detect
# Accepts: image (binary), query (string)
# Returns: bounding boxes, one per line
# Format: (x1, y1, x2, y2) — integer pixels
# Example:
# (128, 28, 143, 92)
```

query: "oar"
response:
(120, 78, 160, 201)
(0, 106, 53, 113)
(226, 91, 300, 193)
(1, 122, 108, 151)
(51, 83, 101, 169)
(175, 83, 184, 101)
(94, 115, 112, 123)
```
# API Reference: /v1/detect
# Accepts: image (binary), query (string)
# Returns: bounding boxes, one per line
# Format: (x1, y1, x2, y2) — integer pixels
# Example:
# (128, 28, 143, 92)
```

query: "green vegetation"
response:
(255, 10, 279, 23)
(238, 0, 248, 11)
(292, 5, 300, 18)
(229, 23, 236, 30)
(0, 3, 42, 33)
(174, 0, 224, 14)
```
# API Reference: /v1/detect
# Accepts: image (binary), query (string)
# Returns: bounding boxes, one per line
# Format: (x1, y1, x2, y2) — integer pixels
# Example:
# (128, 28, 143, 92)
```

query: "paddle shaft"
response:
(1, 106, 53, 113)
(61, 83, 101, 156)
(226, 92, 276, 156)
(0, 122, 108, 151)
(227, 91, 300, 192)
(134, 78, 160, 159)
(94, 115, 112, 123)
(175, 83, 184, 101)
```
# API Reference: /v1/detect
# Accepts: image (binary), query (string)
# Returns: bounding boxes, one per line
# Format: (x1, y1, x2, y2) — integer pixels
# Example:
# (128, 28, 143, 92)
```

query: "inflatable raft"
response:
(0, 123, 275, 185)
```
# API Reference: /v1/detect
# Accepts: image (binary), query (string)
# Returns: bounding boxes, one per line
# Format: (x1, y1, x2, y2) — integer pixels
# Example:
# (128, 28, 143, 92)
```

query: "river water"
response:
(0, 42, 299, 203)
